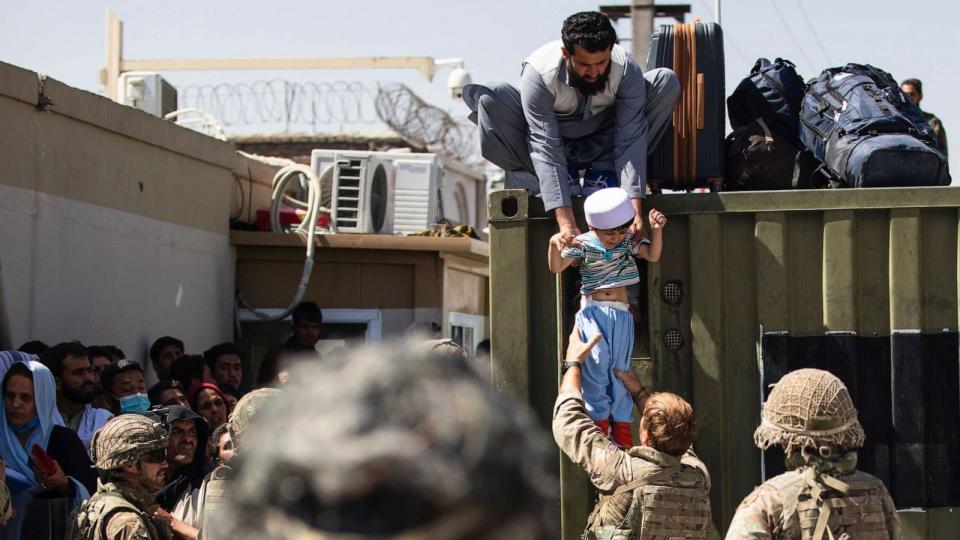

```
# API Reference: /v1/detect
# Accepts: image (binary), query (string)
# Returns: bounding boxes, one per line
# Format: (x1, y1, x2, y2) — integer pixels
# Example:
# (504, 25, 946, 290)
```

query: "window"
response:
(446, 312, 486, 356)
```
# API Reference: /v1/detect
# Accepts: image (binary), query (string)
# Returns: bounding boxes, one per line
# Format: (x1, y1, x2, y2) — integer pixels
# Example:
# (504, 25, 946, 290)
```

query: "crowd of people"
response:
(0, 302, 332, 539)
(0, 298, 902, 540)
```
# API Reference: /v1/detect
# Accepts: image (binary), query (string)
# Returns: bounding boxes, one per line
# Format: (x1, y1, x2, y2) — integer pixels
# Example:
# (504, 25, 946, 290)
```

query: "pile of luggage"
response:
(646, 19, 950, 191)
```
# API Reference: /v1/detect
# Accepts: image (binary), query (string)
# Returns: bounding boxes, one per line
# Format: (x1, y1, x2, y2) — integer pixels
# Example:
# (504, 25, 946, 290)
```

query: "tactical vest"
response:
(523, 40, 628, 118)
(69, 492, 168, 540)
(198, 464, 232, 531)
(584, 463, 710, 540)
(773, 469, 893, 540)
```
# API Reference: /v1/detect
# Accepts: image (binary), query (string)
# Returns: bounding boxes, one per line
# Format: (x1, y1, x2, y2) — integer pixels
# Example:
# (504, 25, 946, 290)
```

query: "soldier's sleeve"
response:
(724, 484, 782, 540)
(105, 511, 154, 540)
(552, 389, 633, 491)
(880, 487, 902, 539)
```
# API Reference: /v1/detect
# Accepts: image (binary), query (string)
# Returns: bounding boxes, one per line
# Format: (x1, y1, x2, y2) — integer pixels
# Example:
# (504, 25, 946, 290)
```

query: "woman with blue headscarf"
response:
(0, 356, 94, 539)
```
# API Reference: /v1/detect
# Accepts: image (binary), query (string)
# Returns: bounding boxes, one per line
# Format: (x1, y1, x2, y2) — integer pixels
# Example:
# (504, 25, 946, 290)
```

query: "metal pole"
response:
(105, 10, 123, 99)
(715, 0, 721, 25)
(630, 0, 655, 63)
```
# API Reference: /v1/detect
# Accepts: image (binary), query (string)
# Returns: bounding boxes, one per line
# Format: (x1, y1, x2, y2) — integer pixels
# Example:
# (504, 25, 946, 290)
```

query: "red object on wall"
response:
(256, 208, 329, 231)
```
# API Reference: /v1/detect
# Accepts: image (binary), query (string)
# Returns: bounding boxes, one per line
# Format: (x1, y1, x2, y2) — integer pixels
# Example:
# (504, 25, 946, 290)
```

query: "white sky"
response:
(2, 0, 957, 176)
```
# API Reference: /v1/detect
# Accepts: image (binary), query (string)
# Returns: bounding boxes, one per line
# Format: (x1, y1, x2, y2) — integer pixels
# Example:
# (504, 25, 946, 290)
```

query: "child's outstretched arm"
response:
(635, 209, 667, 262)
(548, 232, 578, 273)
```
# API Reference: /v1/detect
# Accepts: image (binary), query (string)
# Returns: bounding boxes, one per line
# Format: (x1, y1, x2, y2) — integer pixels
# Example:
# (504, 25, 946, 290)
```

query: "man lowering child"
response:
(547, 187, 666, 447)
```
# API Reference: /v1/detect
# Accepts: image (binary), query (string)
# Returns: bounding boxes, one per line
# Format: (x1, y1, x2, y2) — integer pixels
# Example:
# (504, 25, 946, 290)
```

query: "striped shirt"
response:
(562, 232, 650, 295)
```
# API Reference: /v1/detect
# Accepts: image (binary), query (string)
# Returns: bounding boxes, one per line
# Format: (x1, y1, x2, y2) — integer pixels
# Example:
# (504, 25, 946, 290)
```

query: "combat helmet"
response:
(754, 368, 865, 452)
(90, 414, 168, 471)
(228, 388, 281, 445)
(205, 342, 557, 540)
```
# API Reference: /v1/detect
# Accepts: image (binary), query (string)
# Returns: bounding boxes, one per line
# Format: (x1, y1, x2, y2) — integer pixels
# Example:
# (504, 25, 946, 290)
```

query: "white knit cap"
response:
(584, 188, 635, 229)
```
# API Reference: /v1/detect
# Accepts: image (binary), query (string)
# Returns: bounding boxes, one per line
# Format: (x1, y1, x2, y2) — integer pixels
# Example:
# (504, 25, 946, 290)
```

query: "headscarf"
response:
(0, 352, 35, 382)
(0, 359, 88, 539)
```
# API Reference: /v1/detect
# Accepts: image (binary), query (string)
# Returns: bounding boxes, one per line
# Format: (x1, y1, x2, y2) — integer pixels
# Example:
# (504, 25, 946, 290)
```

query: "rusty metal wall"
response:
(488, 187, 960, 540)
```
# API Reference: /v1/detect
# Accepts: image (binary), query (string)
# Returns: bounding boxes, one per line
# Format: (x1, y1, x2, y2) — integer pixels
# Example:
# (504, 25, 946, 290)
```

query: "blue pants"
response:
(576, 300, 635, 423)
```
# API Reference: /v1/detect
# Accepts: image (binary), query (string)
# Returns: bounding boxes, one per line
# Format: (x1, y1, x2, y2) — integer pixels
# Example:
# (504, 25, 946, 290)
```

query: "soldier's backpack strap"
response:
(583, 464, 680, 535)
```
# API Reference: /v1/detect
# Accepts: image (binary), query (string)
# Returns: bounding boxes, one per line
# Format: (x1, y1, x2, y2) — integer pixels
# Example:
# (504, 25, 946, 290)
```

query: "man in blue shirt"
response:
(463, 11, 679, 246)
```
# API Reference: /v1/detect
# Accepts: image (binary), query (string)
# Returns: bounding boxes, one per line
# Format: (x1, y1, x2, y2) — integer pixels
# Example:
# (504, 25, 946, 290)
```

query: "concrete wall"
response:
(0, 62, 271, 369)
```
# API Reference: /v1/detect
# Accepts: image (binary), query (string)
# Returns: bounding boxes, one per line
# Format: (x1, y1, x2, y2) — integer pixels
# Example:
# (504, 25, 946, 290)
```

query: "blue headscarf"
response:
(0, 357, 88, 539)
(0, 352, 33, 382)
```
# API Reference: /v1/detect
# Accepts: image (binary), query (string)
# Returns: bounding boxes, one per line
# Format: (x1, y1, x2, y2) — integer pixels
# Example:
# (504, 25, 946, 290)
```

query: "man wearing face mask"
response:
(101, 359, 151, 416)
(40, 342, 114, 454)
(463, 11, 680, 248)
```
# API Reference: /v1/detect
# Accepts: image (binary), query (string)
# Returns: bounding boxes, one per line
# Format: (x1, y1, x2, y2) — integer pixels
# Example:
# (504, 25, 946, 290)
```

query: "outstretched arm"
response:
(635, 209, 666, 262)
(548, 233, 578, 273)
(553, 328, 633, 490)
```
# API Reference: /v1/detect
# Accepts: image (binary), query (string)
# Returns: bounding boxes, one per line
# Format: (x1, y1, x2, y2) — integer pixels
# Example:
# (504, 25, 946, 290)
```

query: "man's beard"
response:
(568, 61, 612, 96)
(62, 383, 95, 405)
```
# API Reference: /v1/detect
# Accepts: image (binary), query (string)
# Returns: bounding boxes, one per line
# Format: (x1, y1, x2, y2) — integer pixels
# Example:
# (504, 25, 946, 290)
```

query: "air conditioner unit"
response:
(329, 153, 394, 234)
(312, 150, 442, 235)
(116, 72, 178, 117)
(392, 157, 440, 235)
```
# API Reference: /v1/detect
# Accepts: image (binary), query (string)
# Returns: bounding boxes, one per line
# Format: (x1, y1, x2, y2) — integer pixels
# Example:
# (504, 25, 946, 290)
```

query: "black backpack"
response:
(725, 58, 829, 190)
(727, 58, 805, 140)
(800, 63, 949, 188)
(725, 120, 829, 190)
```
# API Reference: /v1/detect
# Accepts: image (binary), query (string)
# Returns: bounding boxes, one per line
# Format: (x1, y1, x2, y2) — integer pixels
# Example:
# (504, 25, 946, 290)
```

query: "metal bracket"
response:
(487, 189, 530, 223)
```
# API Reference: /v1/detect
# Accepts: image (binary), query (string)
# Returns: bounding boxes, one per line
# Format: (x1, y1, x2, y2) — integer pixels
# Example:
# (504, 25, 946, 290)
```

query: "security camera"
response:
(447, 67, 472, 99)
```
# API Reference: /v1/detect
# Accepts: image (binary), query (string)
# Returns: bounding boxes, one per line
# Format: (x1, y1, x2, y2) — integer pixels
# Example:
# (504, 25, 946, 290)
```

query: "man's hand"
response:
(554, 207, 582, 250)
(629, 199, 645, 246)
(648, 209, 667, 231)
(565, 325, 602, 363)
(550, 231, 579, 253)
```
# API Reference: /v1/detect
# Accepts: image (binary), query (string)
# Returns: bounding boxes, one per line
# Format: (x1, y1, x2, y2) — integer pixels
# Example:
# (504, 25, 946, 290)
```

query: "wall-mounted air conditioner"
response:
(392, 157, 440, 235)
(311, 150, 442, 235)
(117, 72, 178, 118)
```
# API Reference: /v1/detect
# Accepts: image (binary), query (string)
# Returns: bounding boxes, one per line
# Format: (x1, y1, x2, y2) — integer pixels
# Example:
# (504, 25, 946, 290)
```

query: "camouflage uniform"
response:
(194, 388, 281, 534)
(70, 414, 173, 540)
(726, 369, 900, 540)
(553, 389, 711, 539)
(76, 482, 170, 540)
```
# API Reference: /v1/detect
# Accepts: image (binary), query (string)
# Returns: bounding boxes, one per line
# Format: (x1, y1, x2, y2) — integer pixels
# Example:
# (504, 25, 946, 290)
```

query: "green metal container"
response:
(488, 187, 960, 540)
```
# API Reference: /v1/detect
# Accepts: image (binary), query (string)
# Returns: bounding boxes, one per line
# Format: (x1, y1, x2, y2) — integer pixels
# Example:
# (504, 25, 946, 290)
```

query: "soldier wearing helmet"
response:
(69, 414, 173, 540)
(190, 387, 281, 533)
(726, 369, 901, 539)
